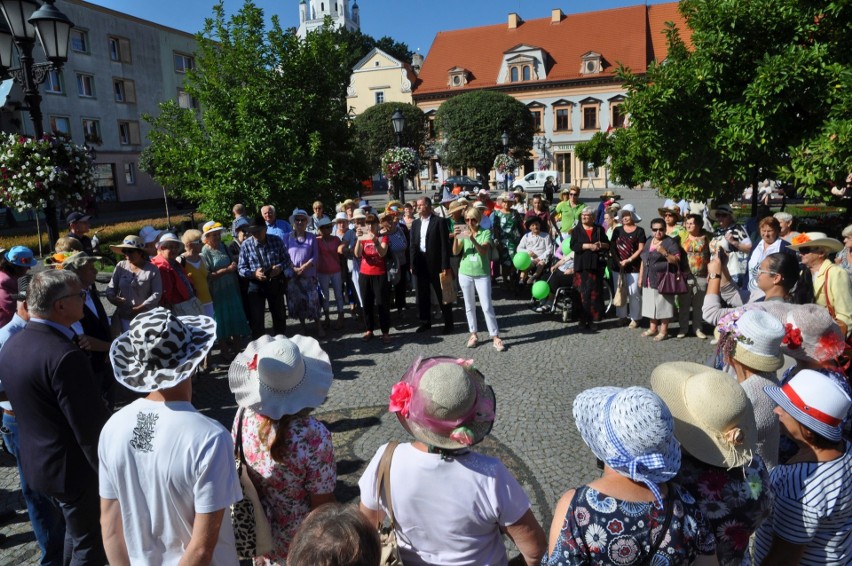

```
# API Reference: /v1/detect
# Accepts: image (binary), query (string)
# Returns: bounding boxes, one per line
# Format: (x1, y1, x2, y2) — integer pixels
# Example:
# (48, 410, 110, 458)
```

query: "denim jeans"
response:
(1, 411, 65, 566)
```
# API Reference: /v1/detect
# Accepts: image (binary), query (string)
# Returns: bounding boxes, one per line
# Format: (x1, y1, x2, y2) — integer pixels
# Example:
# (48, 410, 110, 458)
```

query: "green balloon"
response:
(513, 251, 532, 271)
(561, 237, 572, 255)
(532, 280, 550, 300)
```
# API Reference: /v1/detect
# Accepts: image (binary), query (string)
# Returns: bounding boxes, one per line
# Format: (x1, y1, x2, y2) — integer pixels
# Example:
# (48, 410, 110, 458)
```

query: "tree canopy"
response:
(351, 103, 426, 171)
(140, 2, 365, 222)
(434, 91, 534, 178)
(576, 0, 852, 204)
(339, 29, 414, 70)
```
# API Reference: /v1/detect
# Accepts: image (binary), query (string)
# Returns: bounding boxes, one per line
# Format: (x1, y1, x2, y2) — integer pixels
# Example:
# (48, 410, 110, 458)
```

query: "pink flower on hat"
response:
(389, 382, 413, 418)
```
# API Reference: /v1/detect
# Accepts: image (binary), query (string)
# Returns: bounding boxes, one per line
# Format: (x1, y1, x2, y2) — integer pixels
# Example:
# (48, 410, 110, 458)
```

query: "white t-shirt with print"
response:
(359, 442, 531, 566)
(98, 398, 243, 566)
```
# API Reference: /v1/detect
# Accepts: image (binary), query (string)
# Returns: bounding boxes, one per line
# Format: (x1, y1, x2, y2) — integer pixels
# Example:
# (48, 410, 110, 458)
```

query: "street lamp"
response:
(501, 131, 509, 191)
(391, 107, 405, 201)
(0, 0, 74, 245)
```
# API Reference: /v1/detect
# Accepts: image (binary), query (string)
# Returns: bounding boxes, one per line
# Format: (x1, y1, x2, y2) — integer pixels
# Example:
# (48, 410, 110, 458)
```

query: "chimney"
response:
(551, 9, 564, 23)
(508, 13, 523, 29)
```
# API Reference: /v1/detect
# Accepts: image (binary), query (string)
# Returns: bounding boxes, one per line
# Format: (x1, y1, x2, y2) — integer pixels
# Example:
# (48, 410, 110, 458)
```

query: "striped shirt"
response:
(752, 441, 852, 565)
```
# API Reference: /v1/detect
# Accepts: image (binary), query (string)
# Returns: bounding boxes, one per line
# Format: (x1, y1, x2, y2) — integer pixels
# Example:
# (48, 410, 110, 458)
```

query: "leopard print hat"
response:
(110, 307, 217, 393)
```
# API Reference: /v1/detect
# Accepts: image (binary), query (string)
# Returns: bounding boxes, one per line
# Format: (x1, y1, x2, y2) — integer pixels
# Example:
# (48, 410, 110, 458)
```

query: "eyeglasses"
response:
(56, 290, 86, 303)
(757, 269, 777, 277)
(568, 193, 578, 197)
(651, 227, 665, 232)
(294, 218, 307, 223)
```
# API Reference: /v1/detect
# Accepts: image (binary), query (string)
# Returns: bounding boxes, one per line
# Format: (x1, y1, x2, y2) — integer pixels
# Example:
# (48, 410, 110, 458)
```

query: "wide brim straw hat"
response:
(352, 209, 367, 220)
(765, 370, 852, 442)
(780, 304, 846, 363)
(334, 212, 348, 222)
(139, 225, 163, 245)
(110, 235, 148, 255)
(315, 216, 334, 229)
(52, 251, 102, 271)
(110, 307, 216, 393)
(657, 205, 682, 221)
(618, 204, 641, 223)
(202, 221, 225, 240)
(229, 334, 333, 420)
(573, 386, 680, 486)
(447, 200, 468, 214)
(390, 356, 495, 450)
(156, 232, 181, 247)
(719, 309, 785, 372)
(709, 203, 734, 221)
(788, 232, 844, 253)
(650, 361, 757, 469)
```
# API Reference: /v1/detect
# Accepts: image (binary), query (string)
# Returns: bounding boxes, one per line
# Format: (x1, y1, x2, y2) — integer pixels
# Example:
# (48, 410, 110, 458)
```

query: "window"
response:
(113, 79, 136, 103)
(82, 119, 101, 145)
(70, 29, 88, 53)
(49, 116, 70, 134)
(124, 162, 136, 185)
(530, 109, 543, 132)
(374, 91, 384, 104)
(45, 69, 63, 94)
(611, 103, 625, 128)
(76, 73, 95, 97)
(177, 89, 198, 109)
(93, 163, 117, 202)
(510, 67, 518, 82)
(108, 36, 131, 63)
(118, 121, 141, 145)
(555, 107, 571, 131)
(522, 66, 531, 81)
(582, 105, 598, 130)
(174, 52, 194, 73)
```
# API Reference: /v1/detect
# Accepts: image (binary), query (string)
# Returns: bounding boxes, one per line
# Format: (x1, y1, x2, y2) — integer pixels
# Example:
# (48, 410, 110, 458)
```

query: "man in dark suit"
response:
(410, 196, 455, 333)
(0, 269, 109, 565)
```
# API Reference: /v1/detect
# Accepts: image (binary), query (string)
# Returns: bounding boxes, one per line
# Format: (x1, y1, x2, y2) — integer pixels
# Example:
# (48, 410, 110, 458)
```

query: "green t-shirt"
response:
(459, 229, 492, 277)
(556, 201, 584, 233)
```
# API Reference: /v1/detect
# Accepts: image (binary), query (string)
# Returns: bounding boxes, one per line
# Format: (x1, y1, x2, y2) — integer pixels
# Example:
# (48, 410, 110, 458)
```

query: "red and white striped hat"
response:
(765, 370, 851, 441)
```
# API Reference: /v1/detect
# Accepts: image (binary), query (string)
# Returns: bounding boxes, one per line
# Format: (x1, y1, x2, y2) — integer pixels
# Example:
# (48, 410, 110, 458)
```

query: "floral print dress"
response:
(541, 484, 715, 566)
(492, 209, 522, 267)
(232, 409, 336, 565)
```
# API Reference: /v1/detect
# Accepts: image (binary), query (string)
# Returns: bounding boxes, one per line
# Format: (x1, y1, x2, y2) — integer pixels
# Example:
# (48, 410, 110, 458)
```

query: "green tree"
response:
(140, 2, 365, 222)
(352, 103, 426, 170)
(340, 29, 414, 70)
(434, 91, 534, 178)
(578, 0, 852, 206)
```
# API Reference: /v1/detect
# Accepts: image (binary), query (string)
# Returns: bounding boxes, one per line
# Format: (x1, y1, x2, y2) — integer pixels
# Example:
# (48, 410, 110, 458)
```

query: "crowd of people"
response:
(0, 188, 850, 565)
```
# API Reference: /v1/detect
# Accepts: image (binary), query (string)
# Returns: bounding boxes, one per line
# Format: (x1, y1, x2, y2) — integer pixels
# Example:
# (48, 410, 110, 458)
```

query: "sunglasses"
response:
(797, 246, 819, 254)
(651, 227, 665, 232)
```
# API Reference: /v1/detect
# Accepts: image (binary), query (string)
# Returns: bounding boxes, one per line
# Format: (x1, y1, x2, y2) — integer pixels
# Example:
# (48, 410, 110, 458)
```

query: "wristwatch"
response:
(708, 273, 721, 280)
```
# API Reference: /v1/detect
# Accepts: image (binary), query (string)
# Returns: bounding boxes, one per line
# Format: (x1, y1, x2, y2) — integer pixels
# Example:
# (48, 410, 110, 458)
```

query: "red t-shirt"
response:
(317, 236, 341, 274)
(360, 235, 389, 276)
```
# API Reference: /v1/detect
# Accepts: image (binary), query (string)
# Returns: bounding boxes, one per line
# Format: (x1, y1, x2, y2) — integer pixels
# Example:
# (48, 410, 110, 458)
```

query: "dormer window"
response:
(580, 51, 603, 75)
(500, 44, 548, 85)
(508, 57, 536, 83)
(448, 67, 469, 88)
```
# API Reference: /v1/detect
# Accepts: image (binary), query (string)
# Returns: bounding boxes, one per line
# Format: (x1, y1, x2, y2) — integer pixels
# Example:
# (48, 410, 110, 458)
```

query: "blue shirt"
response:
(238, 234, 294, 279)
(0, 313, 27, 409)
(265, 219, 292, 240)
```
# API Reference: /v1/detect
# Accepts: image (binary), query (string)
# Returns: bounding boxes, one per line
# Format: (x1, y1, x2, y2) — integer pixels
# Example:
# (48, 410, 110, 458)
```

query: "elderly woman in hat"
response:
(201, 221, 250, 356)
(609, 205, 645, 328)
(752, 371, 852, 565)
(285, 208, 324, 338)
(517, 216, 554, 284)
(151, 232, 202, 316)
(790, 231, 852, 335)
(179, 229, 214, 318)
(229, 335, 337, 563)
(570, 206, 610, 330)
(543, 386, 715, 565)
(106, 235, 162, 332)
(0, 246, 36, 327)
(359, 356, 546, 565)
(651, 361, 771, 566)
(658, 205, 687, 245)
(715, 308, 786, 469)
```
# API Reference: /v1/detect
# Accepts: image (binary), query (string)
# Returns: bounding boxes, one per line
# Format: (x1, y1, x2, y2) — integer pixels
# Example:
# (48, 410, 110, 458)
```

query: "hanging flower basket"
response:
(493, 153, 517, 173)
(0, 132, 96, 212)
(381, 147, 419, 180)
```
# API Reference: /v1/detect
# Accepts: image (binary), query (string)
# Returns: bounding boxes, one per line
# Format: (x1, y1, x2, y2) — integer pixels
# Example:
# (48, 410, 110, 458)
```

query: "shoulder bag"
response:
(656, 244, 688, 295)
(231, 408, 274, 559)
(376, 441, 403, 565)
(612, 272, 627, 307)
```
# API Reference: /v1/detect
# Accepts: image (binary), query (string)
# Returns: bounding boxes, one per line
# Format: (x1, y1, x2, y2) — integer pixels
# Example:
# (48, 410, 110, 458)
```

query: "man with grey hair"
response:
(0, 269, 109, 564)
(261, 203, 292, 239)
(774, 211, 800, 242)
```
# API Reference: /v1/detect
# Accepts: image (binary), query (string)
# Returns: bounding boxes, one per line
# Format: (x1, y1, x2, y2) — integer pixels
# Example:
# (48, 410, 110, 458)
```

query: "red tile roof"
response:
(415, 2, 689, 96)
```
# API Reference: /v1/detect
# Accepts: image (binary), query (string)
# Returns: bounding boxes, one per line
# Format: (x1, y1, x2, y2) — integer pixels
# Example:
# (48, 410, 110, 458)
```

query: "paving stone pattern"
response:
(0, 187, 712, 563)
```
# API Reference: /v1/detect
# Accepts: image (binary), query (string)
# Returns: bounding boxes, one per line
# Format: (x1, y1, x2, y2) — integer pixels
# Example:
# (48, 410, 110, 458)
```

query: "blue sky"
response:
(87, 0, 671, 56)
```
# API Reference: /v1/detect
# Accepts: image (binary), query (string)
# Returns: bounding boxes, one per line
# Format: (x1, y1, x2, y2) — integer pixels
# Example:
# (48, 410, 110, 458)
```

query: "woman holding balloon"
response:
(452, 207, 506, 351)
(570, 206, 610, 331)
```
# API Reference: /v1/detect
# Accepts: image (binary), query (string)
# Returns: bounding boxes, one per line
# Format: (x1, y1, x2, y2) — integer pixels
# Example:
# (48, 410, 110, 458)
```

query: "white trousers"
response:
(318, 272, 344, 314)
(458, 273, 500, 337)
(615, 272, 641, 322)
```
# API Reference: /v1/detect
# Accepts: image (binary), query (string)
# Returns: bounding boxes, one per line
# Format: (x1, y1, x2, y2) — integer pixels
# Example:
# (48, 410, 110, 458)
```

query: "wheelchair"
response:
(548, 277, 614, 323)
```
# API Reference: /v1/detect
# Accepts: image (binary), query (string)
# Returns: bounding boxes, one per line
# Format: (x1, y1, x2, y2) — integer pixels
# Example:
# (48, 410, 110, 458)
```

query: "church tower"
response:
(297, 0, 360, 38)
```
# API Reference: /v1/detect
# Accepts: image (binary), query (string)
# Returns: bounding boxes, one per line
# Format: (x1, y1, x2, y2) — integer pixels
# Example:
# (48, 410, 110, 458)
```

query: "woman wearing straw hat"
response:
(715, 308, 786, 468)
(752, 371, 852, 565)
(790, 231, 852, 335)
(229, 335, 337, 564)
(358, 357, 546, 565)
(658, 205, 687, 245)
(179, 229, 214, 318)
(542, 386, 715, 565)
(651, 361, 771, 566)
(106, 235, 162, 332)
(201, 221, 250, 356)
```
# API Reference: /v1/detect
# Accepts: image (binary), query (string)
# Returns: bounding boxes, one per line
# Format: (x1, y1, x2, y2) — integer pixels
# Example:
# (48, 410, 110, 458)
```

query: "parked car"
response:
(512, 170, 559, 192)
(441, 176, 482, 191)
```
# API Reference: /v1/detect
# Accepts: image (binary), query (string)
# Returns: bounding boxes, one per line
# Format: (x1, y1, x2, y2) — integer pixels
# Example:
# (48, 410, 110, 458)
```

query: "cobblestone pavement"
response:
(1, 187, 713, 563)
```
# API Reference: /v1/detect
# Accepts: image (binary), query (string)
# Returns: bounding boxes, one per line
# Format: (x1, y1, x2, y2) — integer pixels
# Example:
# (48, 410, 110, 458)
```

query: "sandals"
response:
(641, 329, 658, 337)
(492, 337, 506, 352)
(361, 331, 373, 342)
(653, 333, 668, 342)
(466, 334, 478, 348)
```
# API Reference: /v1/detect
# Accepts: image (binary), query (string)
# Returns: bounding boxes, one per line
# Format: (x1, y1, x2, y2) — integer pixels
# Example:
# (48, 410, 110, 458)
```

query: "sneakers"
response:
(676, 333, 686, 339)
(695, 330, 708, 340)
(628, 319, 638, 329)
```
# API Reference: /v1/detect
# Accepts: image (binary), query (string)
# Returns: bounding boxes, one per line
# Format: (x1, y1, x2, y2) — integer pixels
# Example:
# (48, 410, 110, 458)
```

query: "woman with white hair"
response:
(835, 223, 852, 281)
(773, 211, 799, 242)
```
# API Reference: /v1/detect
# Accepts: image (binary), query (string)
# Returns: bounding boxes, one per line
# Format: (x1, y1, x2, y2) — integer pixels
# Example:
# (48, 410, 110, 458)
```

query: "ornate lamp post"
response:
(501, 131, 509, 191)
(535, 135, 552, 169)
(391, 108, 405, 202)
(0, 0, 74, 245)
